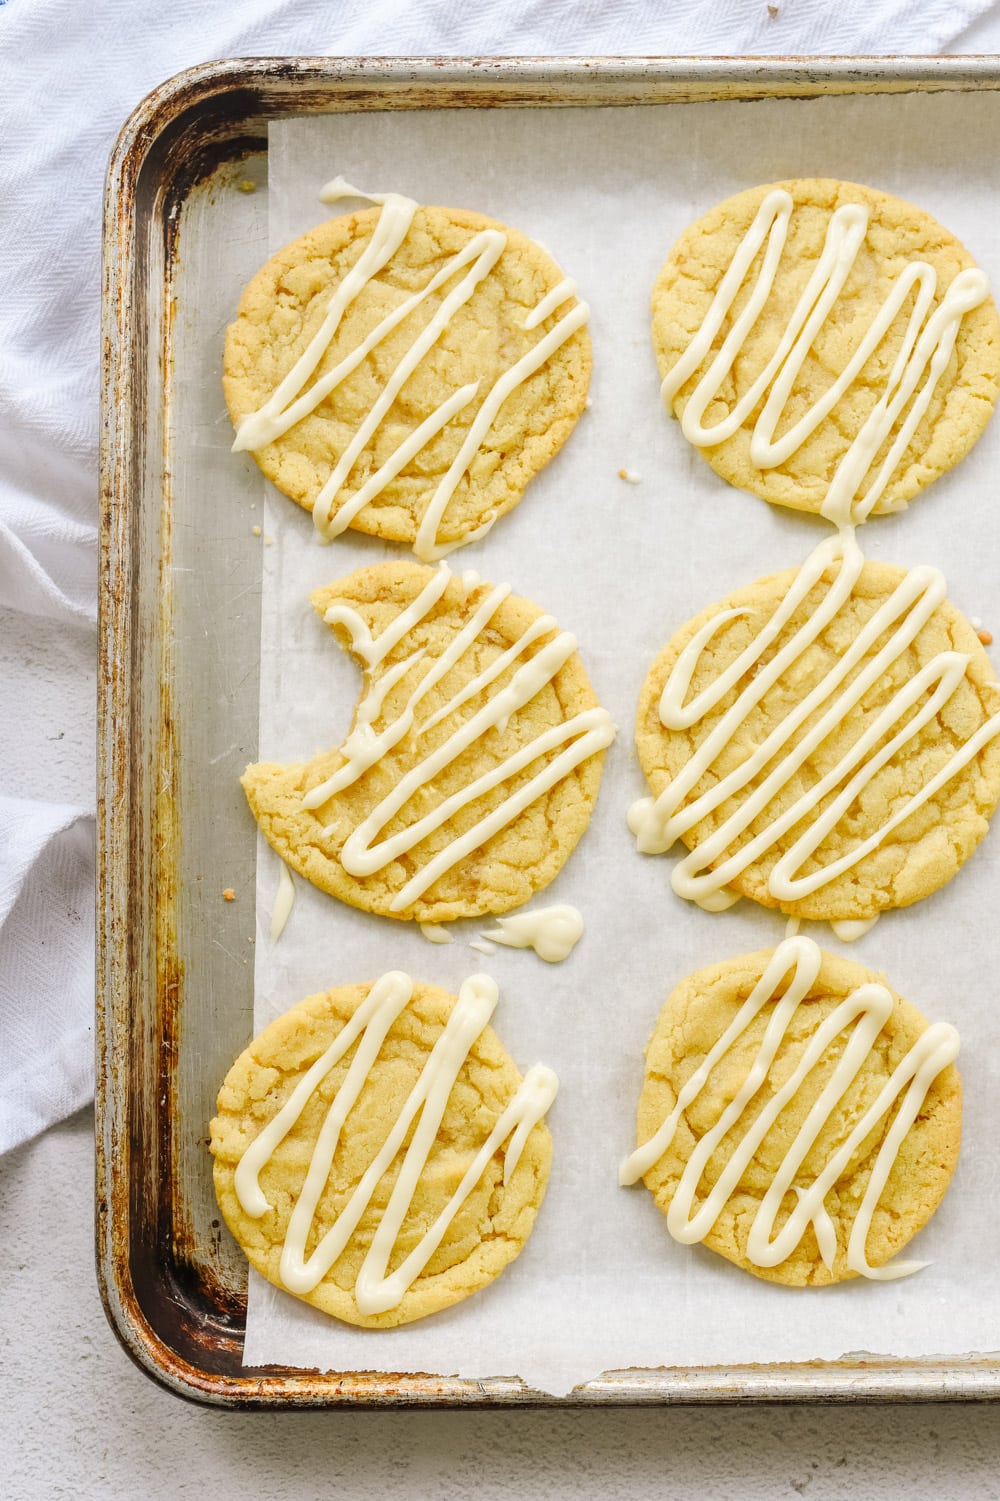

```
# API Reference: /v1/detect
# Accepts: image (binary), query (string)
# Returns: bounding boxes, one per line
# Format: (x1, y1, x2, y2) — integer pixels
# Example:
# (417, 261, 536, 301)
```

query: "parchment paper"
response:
(241, 93, 1000, 1394)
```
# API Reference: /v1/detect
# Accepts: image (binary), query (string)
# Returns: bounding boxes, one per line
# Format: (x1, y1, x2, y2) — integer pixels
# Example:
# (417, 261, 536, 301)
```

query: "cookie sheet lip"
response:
(626, 938, 962, 1288)
(651, 176, 1000, 522)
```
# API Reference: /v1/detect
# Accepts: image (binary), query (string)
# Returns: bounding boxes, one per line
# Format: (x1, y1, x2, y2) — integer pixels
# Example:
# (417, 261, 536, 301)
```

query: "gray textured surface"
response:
(3, 1109, 1000, 1498)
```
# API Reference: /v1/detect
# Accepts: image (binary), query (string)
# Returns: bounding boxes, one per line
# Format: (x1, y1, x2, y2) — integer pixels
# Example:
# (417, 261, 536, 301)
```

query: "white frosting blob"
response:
(481, 904, 584, 963)
(419, 923, 453, 945)
(620, 935, 959, 1282)
(269, 861, 295, 943)
(830, 916, 879, 942)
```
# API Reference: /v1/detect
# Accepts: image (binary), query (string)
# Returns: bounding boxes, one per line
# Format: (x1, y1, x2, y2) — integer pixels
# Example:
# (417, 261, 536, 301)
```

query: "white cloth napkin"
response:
(1, 0, 997, 1152)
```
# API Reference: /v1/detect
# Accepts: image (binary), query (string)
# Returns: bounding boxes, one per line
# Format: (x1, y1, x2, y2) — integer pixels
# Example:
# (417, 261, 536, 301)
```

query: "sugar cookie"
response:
(652, 178, 1000, 525)
(211, 971, 556, 1326)
(621, 937, 961, 1287)
(225, 183, 590, 559)
(244, 561, 615, 922)
(630, 535, 1000, 921)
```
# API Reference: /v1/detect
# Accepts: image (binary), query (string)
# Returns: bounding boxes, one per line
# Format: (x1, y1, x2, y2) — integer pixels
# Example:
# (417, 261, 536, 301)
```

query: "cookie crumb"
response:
(978, 628, 993, 646)
(618, 468, 642, 484)
(252, 524, 262, 537)
(264, 535, 274, 546)
(236, 179, 257, 194)
(767, 3, 779, 15)
(222, 888, 236, 901)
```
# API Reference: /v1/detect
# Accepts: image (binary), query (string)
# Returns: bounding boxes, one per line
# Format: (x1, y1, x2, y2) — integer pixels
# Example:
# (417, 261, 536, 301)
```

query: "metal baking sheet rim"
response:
(97, 54, 1000, 1408)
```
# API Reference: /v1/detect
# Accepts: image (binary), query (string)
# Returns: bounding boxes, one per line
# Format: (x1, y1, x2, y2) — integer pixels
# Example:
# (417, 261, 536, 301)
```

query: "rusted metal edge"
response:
(97, 54, 1000, 1409)
(99, 54, 1000, 126)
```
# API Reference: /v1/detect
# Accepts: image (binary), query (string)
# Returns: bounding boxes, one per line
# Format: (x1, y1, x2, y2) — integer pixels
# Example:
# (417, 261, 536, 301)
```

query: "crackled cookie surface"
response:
(211, 972, 555, 1327)
(629, 534, 1000, 922)
(243, 561, 614, 923)
(652, 178, 1000, 524)
(622, 937, 961, 1287)
(224, 185, 591, 559)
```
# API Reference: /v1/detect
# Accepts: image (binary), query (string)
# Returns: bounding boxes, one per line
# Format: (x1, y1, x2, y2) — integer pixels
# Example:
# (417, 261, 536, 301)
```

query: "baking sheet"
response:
(237, 94, 1000, 1395)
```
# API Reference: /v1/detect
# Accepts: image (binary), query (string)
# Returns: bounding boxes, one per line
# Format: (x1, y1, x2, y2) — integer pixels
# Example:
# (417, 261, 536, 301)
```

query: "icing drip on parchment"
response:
(419, 922, 453, 945)
(481, 904, 584, 962)
(269, 860, 295, 943)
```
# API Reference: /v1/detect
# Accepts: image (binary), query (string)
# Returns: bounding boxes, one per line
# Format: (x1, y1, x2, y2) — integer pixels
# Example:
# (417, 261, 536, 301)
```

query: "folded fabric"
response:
(0, 797, 94, 1152)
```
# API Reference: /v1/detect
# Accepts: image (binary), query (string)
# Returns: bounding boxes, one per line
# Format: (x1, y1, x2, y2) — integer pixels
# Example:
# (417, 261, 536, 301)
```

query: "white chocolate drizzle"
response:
(662, 187, 989, 527)
(831, 916, 879, 942)
(232, 179, 589, 561)
(629, 531, 1000, 911)
(419, 922, 453, 945)
(481, 904, 584, 963)
(305, 565, 616, 913)
(234, 971, 557, 1315)
(620, 936, 959, 1280)
(269, 860, 295, 943)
